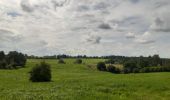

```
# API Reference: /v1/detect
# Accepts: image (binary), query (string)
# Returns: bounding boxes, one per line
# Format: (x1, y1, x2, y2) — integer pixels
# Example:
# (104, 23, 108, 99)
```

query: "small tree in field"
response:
(74, 59, 82, 64)
(97, 62, 106, 71)
(29, 62, 51, 82)
(58, 59, 65, 64)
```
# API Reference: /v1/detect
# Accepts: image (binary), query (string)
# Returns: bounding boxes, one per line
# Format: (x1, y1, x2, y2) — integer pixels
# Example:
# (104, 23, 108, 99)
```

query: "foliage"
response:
(0, 51, 5, 60)
(106, 65, 116, 73)
(123, 60, 137, 73)
(29, 61, 51, 82)
(105, 59, 115, 64)
(0, 51, 26, 69)
(6, 51, 26, 67)
(74, 59, 83, 64)
(58, 59, 65, 64)
(97, 62, 106, 71)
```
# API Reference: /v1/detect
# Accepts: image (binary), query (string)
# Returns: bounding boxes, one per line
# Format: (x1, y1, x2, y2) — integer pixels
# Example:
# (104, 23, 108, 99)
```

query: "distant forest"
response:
(1, 51, 170, 73)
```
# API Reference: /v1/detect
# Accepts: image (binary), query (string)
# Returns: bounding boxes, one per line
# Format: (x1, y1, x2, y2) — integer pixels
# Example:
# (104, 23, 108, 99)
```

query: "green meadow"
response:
(0, 59, 170, 100)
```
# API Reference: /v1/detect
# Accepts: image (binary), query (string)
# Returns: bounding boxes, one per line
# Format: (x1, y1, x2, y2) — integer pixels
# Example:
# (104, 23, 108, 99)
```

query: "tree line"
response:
(98, 54, 170, 73)
(0, 51, 27, 69)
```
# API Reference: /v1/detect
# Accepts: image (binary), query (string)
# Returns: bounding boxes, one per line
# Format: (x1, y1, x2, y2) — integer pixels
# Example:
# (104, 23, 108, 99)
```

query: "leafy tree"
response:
(97, 62, 106, 71)
(74, 59, 82, 64)
(6, 51, 26, 67)
(0, 60, 7, 69)
(106, 65, 121, 73)
(105, 59, 115, 64)
(152, 55, 161, 66)
(0, 51, 5, 60)
(123, 60, 137, 73)
(29, 62, 51, 82)
(137, 56, 149, 68)
(107, 65, 116, 73)
(58, 58, 65, 64)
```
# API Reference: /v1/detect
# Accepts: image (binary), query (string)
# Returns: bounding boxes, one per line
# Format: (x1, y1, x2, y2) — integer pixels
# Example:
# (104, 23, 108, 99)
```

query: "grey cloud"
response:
(7, 12, 22, 17)
(138, 40, 155, 44)
(93, 2, 110, 10)
(151, 16, 170, 32)
(20, 0, 34, 12)
(130, 0, 140, 4)
(51, 0, 70, 10)
(125, 32, 136, 39)
(0, 29, 22, 42)
(84, 34, 102, 44)
(77, 5, 90, 12)
(154, 1, 170, 8)
(98, 23, 112, 30)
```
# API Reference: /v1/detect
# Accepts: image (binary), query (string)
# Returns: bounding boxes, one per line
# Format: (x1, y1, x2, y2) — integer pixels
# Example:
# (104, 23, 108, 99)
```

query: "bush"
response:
(0, 60, 7, 69)
(133, 68, 140, 73)
(74, 59, 82, 64)
(29, 62, 51, 82)
(140, 67, 164, 73)
(123, 60, 137, 73)
(105, 59, 115, 64)
(115, 68, 121, 74)
(58, 59, 65, 64)
(97, 62, 106, 71)
(163, 66, 170, 72)
(106, 65, 116, 73)
(6, 51, 26, 67)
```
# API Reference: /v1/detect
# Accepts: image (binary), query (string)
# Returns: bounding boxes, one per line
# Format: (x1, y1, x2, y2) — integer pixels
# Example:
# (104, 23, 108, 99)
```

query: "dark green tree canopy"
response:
(29, 61, 51, 82)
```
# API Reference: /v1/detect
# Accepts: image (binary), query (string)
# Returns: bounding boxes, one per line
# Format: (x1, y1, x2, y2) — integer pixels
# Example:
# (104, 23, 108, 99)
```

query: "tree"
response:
(6, 51, 26, 67)
(105, 59, 115, 64)
(106, 65, 116, 73)
(29, 62, 51, 82)
(74, 59, 82, 64)
(137, 56, 149, 68)
(151, 55, 161, 66)
(0, 51, 5, 61)
(97, 62, 106, 71)
(123, 60, 137, 73)
(58, 58, 65, 64)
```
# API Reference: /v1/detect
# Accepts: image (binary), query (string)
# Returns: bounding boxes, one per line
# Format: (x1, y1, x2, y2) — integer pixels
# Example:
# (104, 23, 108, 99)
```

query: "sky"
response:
(0, 0, 170, 57)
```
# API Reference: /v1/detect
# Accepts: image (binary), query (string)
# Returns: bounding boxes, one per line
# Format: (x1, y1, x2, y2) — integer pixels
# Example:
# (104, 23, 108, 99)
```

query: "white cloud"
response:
(135, 32, 155, 44)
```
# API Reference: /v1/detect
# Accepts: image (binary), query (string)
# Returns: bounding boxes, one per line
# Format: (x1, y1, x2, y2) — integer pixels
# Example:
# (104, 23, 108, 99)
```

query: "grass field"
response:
(0, 59, 170, 100)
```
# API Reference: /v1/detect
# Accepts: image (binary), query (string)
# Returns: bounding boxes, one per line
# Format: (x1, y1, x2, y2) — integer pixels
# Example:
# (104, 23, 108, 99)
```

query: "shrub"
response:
(74, 59, 82, 64)
(140, 67, 150, 73)
(29, 62, 51, 82)
(58, 59, 65, 64)
(106, 65, 116, 73)
(123, 60, 137, 73)
(105, 59, 115, 64)
(97, 62, 106, 71)
(133, 68, 140, 73)
(123, 68, 131, 74)
(163, 66, 170, 72)
(115, 68, 121, 74)
(0, 60, 7, 69)
(6, 51, 26, 67)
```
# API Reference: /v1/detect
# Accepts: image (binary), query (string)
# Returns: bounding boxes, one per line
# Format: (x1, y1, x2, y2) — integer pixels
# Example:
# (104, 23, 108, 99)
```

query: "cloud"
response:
(0, 0, 170, 57)
(135, 32, 155, 44)
(98, 23, 112, 30)
(93, 2, 110, 10)
(51, 0, 70, 10)
(126, 32, 136, 39)
(7, 12, 22, 17)
(150, 15, 170, 32)
(83, 33, 101, 44)
(20, 0, 34, 12)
